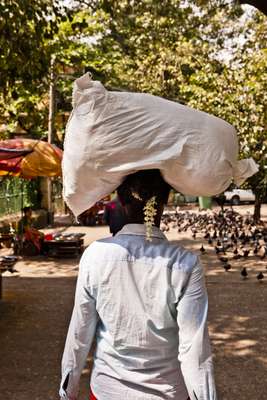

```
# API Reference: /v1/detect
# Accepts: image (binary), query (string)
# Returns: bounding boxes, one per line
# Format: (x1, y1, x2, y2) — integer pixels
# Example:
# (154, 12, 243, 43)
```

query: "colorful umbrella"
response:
(0, 139, 62, 178)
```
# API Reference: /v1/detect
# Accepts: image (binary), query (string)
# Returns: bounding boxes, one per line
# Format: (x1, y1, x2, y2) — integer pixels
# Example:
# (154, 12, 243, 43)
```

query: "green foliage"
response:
(0, 1, 66, 89)
(0, 0, 67, 139)
(86, 0, 246, 92)
(0, 2, 109, 140)
(178, 14, 267, 202)
(0, 0, 266, 217)
(0, 177, 41, 216)
(83, 1, 266, 217)
(89, 2, 266, 212)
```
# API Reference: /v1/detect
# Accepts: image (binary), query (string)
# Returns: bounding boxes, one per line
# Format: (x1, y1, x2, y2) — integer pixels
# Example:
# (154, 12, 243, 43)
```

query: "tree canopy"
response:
(0, 0, 266, 217)
(0, 1, 67, 89)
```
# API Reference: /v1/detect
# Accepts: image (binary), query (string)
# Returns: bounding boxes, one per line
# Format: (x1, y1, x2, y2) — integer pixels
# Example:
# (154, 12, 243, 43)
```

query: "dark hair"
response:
(117, 169, 171, 207)
(22, 206, 32, 213)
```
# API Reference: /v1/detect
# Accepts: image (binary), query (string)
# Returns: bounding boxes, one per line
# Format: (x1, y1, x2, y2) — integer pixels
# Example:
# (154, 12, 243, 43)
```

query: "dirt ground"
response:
(0, 205, 267, 400)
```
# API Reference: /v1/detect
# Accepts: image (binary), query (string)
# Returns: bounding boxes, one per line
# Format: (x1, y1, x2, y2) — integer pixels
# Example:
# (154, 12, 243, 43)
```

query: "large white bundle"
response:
(63, 73, 258, 217)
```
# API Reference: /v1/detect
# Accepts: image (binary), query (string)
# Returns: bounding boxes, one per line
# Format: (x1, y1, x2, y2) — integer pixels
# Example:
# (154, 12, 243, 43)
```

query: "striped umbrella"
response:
(0, 139, 62, 178)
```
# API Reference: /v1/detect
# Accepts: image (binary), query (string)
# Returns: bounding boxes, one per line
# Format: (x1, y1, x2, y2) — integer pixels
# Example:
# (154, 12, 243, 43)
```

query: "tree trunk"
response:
(239, 0, 267, 16)
(253, 193, 262, 222)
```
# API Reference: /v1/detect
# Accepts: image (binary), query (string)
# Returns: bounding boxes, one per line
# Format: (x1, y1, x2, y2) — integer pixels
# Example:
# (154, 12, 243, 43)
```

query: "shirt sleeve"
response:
(59, 253, 99, 400)
(177, 259, 217, 400)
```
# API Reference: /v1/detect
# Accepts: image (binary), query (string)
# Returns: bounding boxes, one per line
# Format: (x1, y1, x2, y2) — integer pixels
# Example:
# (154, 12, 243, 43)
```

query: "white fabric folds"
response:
(63, 73, 258, 217)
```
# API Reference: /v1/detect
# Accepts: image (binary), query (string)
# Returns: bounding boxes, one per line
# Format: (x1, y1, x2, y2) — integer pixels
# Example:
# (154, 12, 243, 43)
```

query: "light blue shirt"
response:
(60, 224, 217, 400)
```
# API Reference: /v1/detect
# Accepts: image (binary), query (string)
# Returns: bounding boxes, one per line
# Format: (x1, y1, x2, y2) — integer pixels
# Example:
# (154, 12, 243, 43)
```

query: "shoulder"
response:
(165, 242, 198, 274)
(81, 236, 129, 263)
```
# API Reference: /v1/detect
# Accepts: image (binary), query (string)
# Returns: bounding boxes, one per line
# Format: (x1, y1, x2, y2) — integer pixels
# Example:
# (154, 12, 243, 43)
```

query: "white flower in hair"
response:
(131, 191, 143, 201)
(143, 196, 157, 241)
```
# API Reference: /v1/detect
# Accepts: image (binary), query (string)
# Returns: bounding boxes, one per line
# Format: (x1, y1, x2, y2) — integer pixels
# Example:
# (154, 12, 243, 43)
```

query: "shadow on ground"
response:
(0, 276, 93, 400)
(170, 236, 267, 399)
(0, 225, 266, 399)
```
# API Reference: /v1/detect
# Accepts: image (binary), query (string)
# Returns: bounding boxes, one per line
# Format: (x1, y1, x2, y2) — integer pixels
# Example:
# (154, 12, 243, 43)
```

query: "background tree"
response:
(177, 12, 266, 221)
(88, 0, 266, 220)
(0, 0, 67, 138)
(0, 1, 105, 140)
(1, 0, 265, 219)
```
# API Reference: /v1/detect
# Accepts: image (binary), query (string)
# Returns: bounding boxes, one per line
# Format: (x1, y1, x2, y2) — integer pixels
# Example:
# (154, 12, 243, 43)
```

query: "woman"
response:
(17, 206, 44, 255)
(59, 170, 217, 400)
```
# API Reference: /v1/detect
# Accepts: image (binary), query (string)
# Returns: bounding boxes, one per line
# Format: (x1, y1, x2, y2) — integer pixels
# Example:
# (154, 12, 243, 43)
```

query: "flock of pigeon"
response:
(161, 208, 266, 282)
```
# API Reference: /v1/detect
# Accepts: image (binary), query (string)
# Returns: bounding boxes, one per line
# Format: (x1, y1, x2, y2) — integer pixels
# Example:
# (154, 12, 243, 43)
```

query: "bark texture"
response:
(253, 193, 262, 222)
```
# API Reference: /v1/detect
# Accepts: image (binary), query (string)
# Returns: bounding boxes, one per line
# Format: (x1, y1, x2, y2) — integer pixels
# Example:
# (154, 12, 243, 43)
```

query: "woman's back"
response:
(91, 224, 193, 399)
(60, 170, 216, 400)
(61, 224, 216, 400)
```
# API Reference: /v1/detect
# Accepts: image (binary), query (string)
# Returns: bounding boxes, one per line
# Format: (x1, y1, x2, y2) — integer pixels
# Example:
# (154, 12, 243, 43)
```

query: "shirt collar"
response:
(116, 224, 167, 240)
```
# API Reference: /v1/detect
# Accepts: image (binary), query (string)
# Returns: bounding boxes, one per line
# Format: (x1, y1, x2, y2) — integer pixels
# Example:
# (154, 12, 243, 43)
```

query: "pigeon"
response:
(219, 256, 228, 263)
(258, 246, 266, 260)
(223, 263, 231, 271)
(199, 244, 206, 254)
(243, 249, 250, 258)
(241, 267, 248, 279)
(215, 246, 225, 254)
(257, 272, 264, 282)
(9, 268, 19, 273)
(233, 253, 242, 260)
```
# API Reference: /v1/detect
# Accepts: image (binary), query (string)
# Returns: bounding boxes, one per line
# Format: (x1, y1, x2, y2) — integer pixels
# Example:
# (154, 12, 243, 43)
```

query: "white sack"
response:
(63, 73, 258, 217)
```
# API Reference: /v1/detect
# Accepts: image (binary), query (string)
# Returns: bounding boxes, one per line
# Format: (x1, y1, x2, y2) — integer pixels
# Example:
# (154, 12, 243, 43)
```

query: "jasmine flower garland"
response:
(143, 196, 157, 241)
(131, 191, 157, 241)
(131, 191, 143, 201)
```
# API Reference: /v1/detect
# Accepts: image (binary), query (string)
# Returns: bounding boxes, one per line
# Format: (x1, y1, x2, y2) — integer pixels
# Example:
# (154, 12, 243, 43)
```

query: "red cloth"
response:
(89, 389, 97, 400)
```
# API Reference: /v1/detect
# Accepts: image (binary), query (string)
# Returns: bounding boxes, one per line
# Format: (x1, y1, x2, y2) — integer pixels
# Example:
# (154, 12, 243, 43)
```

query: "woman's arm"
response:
(177, 259, 217, 400)
(59, 254, 99, 400)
